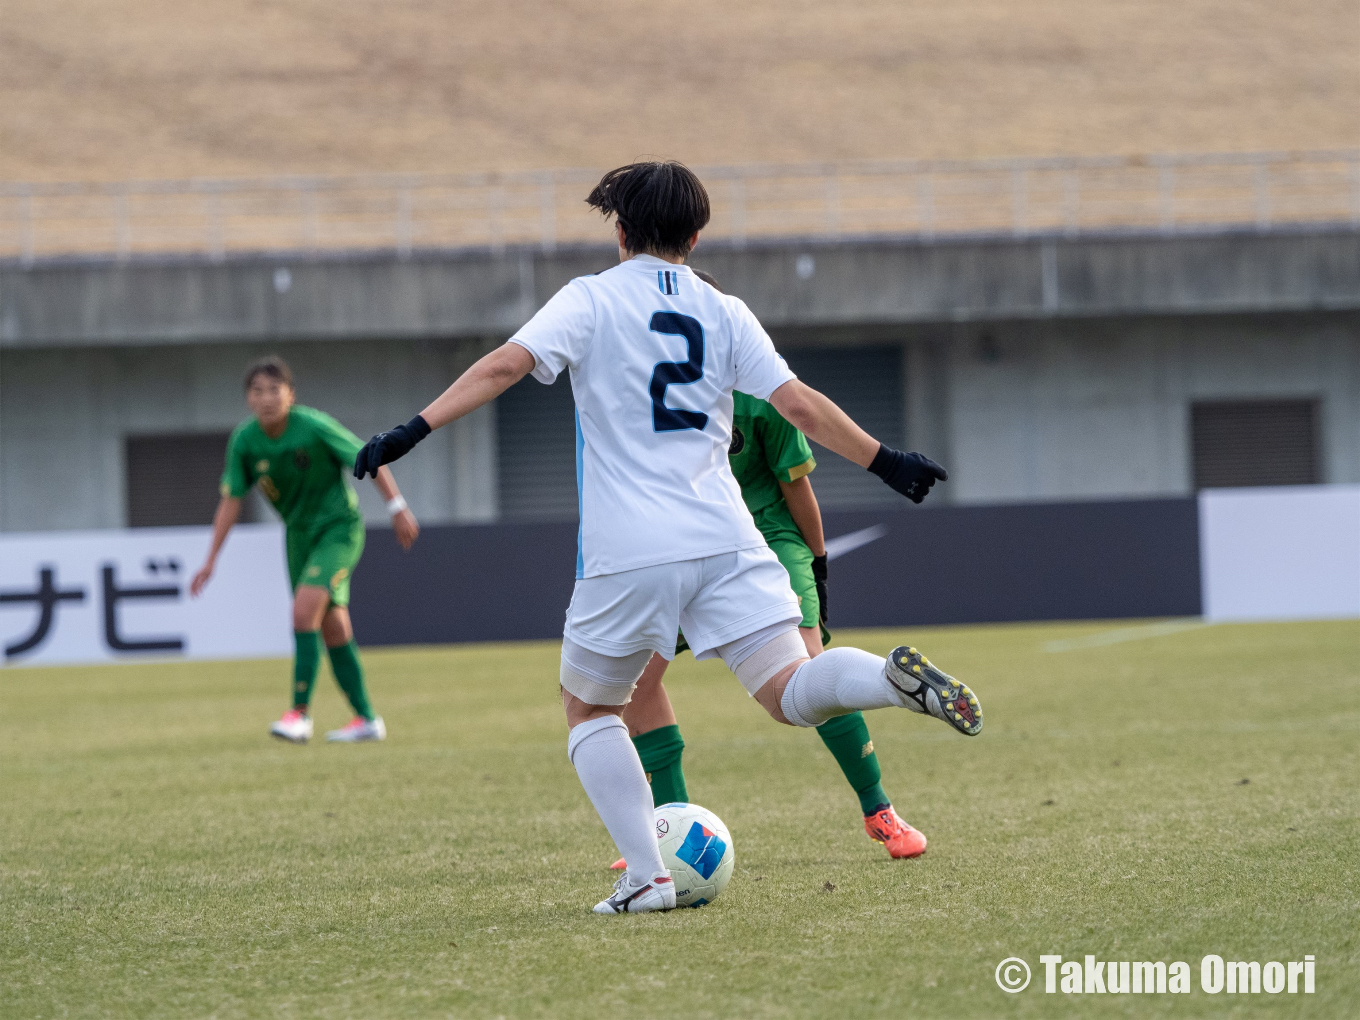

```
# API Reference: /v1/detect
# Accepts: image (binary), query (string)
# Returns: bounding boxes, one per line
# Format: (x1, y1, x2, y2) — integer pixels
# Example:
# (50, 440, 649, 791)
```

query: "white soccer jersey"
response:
(510, 255, 797, 578)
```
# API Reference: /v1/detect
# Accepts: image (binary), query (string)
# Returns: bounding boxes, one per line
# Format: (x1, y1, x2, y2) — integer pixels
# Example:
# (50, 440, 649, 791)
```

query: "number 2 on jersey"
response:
(648, 311, 708, 432)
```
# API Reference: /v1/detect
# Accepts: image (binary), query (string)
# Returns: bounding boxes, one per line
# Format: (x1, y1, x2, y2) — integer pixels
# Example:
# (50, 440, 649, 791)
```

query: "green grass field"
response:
(3, 620, 1358, 1019)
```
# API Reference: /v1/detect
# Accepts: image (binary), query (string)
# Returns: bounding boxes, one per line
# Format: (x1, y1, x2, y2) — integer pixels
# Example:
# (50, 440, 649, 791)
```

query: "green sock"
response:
(292, 631, 321, 712)
(327, 640, 374, 720)
(632, 724, 688, 807)
(816, 712, 891, 816)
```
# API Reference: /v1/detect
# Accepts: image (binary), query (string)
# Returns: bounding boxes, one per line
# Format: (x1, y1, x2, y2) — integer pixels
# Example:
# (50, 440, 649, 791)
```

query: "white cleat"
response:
(593, 871, 676, 914)
(270, 709, 313, 744)
(884, 646, 983, 737)
(325, 716, 386, 742)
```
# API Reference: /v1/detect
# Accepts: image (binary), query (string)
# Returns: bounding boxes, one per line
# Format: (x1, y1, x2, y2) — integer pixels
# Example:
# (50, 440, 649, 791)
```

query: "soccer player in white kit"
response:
(354, 161, 983, 914)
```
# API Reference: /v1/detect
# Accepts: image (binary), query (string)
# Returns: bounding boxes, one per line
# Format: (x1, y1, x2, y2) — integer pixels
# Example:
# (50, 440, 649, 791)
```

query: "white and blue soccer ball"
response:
(654, 802, 734, 908)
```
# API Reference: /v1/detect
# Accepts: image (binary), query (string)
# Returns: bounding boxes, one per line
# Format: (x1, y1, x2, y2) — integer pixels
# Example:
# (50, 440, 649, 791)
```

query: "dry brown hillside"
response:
(3, 0, 1357, 182)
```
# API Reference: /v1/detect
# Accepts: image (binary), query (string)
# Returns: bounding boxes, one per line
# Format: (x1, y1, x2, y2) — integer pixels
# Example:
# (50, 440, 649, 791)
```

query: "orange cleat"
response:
(609, 857, 627, 870)
(864, 806, 927, 859)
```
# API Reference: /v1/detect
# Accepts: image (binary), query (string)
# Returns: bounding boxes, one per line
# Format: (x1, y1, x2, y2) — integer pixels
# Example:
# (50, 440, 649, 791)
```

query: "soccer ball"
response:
(654, 802, 735, 908)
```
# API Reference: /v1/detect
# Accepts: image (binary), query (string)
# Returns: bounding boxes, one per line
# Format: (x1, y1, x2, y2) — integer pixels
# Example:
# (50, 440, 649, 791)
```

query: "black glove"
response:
(811, 554, 828, 624)
(354, 415, 431, 479)
(868, 443, 947, 503)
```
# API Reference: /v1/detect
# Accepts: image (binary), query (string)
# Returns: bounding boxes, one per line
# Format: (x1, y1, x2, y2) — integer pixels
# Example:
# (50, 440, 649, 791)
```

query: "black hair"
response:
(692, 268, 723, 292)
(586, 161, 710, 260)
(243, 355, 294, 391)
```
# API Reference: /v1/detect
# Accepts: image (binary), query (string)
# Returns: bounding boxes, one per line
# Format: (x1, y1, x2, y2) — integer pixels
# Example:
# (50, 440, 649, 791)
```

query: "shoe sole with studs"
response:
(885, 646, 983, 736)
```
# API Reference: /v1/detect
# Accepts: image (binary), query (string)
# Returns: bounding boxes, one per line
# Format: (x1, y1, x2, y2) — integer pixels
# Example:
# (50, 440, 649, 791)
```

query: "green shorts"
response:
(286, 516, 365, 608)
(749, 503, 827, 642)
(768, 535, 820, 631)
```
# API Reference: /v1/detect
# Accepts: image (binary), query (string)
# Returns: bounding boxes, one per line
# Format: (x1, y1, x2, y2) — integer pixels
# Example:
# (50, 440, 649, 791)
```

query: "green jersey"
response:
(726, 392, 825, 635)
(728, 389, 816, 535)
(220, 405, 364, 535)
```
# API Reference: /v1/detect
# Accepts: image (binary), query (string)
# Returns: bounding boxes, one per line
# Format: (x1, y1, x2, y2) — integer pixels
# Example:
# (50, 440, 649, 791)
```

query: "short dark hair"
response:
(243, 355, 293, 391)
(586, 161, 710, 260)
(692, 268, 723, 292)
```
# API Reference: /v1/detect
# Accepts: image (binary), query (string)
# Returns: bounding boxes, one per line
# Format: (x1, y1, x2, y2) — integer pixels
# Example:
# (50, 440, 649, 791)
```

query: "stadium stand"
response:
(3, 1, 1356, 184)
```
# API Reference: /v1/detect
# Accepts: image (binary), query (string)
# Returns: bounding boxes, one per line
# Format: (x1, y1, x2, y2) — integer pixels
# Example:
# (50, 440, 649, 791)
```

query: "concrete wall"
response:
(0, 338, 498, 532)
(5, 310, 1356, 531)
(3, 228, 1358, 532)
(5, 229, 1359, 350)
(903, 312, 1360, 503)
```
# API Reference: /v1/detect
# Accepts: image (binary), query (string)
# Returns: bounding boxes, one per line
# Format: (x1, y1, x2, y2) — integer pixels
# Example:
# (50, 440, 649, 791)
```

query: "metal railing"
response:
(2, 150, 1357, 264)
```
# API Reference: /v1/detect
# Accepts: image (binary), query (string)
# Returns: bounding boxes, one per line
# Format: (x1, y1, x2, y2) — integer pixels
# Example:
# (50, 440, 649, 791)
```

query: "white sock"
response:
(779, 647, 906, 727)
(567, 715, 667, 883)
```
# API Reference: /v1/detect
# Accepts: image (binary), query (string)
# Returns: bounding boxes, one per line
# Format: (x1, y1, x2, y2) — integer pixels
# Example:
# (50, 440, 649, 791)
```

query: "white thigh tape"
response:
(728, 627, 807, 695)
(559, 641, 652, 706)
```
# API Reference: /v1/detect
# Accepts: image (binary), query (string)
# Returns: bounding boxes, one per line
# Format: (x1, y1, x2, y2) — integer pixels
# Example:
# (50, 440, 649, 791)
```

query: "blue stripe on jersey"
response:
(656, 270, 678, 295)
(574, 408, 585, 580)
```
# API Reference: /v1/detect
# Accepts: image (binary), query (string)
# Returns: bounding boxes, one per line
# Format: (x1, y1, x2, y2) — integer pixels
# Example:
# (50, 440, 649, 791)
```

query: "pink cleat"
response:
(864, 806, 928, 858)
(325, 716, 386, 742)
(270, 709, 313, 744)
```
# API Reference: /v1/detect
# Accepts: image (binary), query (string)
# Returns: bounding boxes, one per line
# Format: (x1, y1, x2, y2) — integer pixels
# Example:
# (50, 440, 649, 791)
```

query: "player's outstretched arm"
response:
(354, 343, 535, 478)
(190, 495, 242, 596)
(419, 342, 537, 430)
(769, 379, 948, 504)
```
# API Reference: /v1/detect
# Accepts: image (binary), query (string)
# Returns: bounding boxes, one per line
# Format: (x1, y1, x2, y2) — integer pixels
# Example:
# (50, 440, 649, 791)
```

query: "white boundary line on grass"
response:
(1041, 619, 1212, 653)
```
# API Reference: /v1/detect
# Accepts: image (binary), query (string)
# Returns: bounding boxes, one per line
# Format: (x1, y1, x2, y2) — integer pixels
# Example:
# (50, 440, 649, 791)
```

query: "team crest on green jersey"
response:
(729, 426, 746, 456)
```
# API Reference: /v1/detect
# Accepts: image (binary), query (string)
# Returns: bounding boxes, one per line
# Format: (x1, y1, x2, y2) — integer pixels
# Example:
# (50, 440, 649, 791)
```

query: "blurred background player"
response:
(190, 356, 420, 743)
(613, 269, 926, 863)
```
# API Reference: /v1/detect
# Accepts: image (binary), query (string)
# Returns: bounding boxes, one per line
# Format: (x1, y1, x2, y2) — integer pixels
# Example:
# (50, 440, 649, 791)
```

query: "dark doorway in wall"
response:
(126, 432, 247, 527)
(496, 373, 578, 522)
(1190, 399, 1321, 489)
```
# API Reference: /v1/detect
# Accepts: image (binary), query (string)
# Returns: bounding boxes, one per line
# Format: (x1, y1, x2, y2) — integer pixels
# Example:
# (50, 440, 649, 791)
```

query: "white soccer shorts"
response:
(563, 544, 803, 668)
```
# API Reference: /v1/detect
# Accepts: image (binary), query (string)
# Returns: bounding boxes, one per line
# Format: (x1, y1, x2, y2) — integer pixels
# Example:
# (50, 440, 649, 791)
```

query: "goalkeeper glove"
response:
(354, 415, 431, 479)
(868, 444, 947, 503)
(811, 554, 828, 624)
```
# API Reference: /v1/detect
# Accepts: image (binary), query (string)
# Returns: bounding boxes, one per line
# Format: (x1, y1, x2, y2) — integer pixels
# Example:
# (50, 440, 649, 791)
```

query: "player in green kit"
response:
(190, 356, 420, 743)
(611, 270, 928, 862)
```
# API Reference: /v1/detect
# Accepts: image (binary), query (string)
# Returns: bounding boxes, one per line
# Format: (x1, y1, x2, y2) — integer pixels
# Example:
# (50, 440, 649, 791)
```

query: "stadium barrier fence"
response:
(7, 489, 1357, 667)
(3, 150, 1358, 264)
(346, 498, 1204, 647)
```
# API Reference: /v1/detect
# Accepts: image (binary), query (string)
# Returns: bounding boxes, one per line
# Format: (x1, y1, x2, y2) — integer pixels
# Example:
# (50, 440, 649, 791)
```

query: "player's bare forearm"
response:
(778, 476, 826, 557)
(355, 343, 534, 479)
(191, 496, 241, 596)
(772, 380, 947, 503)
(371, 465, 401, 502)
(372, 465, 420, 550)
(768, 380, 880, 467)
(420, 342, 536, 430)
(206, 496, 241, 561)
